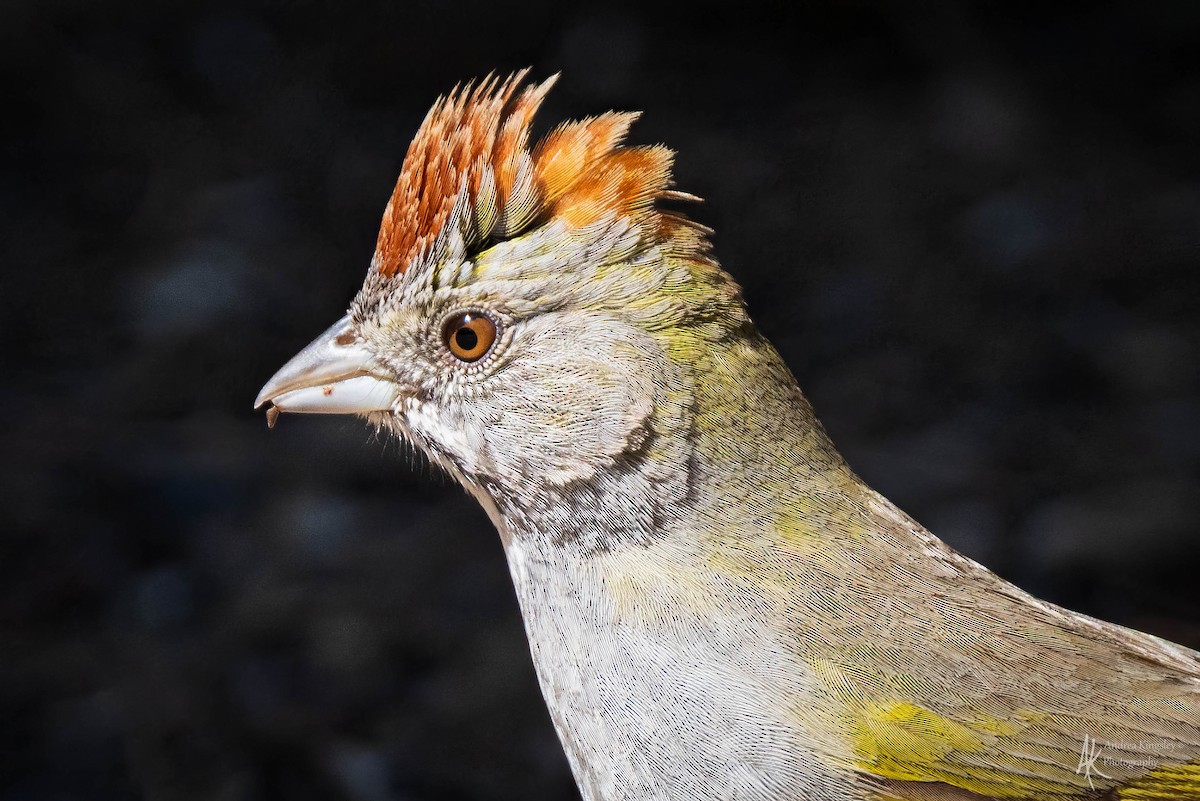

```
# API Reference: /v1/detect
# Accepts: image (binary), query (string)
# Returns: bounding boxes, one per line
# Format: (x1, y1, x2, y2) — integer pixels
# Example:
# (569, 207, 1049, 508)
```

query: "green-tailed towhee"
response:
(255, 72, 1200, 801)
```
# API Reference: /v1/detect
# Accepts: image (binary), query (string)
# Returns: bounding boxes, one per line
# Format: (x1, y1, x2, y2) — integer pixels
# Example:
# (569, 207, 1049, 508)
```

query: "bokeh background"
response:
(4, 1, 1199, 799)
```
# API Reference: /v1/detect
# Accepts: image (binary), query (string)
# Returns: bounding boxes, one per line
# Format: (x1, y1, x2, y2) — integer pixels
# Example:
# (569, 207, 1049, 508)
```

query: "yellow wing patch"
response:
(852, 701, 982, 779)
(847, 700, 1085, 799)
(1118, 761, 1200, 800)
(843, 697, 1200, 800)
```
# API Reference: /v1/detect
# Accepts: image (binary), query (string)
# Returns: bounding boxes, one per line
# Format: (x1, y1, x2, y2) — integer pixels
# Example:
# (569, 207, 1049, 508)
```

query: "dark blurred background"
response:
(3, 1, 1199, 799)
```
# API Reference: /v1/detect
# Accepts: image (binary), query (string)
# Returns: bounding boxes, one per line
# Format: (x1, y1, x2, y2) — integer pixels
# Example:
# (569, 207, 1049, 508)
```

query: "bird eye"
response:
(443, 312, 497, 362)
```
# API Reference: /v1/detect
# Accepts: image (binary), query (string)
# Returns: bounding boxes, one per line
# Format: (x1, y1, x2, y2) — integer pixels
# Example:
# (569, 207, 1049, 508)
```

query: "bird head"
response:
(255, 71, 818, 544)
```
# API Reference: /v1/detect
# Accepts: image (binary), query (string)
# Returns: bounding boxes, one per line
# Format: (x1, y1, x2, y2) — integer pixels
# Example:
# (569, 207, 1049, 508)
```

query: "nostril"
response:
(335, 331, 357, 346)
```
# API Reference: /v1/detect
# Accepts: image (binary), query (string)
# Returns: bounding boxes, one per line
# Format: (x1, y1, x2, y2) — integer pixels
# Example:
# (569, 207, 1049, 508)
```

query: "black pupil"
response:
(455, 325, 479, 351)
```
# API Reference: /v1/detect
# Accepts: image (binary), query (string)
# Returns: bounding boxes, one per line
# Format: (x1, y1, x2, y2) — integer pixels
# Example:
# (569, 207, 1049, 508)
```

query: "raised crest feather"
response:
(371, 70, 690, 278)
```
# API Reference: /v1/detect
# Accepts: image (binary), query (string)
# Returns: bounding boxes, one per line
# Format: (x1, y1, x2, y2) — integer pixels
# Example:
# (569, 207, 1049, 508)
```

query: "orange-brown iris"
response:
(443, 312, 497, 362)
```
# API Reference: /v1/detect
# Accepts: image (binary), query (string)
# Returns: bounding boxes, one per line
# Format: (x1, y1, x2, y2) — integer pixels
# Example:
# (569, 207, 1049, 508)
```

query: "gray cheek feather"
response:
(401, 312, 661, 491)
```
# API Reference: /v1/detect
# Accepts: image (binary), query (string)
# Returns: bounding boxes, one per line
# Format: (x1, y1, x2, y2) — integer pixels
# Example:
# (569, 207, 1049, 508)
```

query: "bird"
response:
(254, 71, 1200, 801)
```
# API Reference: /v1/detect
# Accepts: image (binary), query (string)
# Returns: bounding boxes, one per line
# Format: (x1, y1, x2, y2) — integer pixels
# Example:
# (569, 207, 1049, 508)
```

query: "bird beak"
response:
(253, 315, 400, 427)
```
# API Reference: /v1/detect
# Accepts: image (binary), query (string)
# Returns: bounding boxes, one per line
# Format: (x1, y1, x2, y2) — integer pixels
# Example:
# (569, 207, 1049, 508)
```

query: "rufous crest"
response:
(371, 69, 697, 278)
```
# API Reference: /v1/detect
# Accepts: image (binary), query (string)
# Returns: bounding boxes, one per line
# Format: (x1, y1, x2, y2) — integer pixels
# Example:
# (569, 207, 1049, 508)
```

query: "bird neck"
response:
(487, 321, 859, 557)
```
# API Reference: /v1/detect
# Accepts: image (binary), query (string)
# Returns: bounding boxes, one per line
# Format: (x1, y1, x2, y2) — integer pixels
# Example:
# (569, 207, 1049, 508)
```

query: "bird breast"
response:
(501, 535, 859, 801)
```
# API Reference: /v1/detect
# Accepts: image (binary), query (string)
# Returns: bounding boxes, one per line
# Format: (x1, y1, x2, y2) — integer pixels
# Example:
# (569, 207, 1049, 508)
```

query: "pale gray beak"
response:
(254, 315, 400, 427)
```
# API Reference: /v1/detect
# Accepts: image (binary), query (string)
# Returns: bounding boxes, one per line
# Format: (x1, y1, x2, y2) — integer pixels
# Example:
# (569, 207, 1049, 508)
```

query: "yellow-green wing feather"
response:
(760, 488, 1200, 800)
